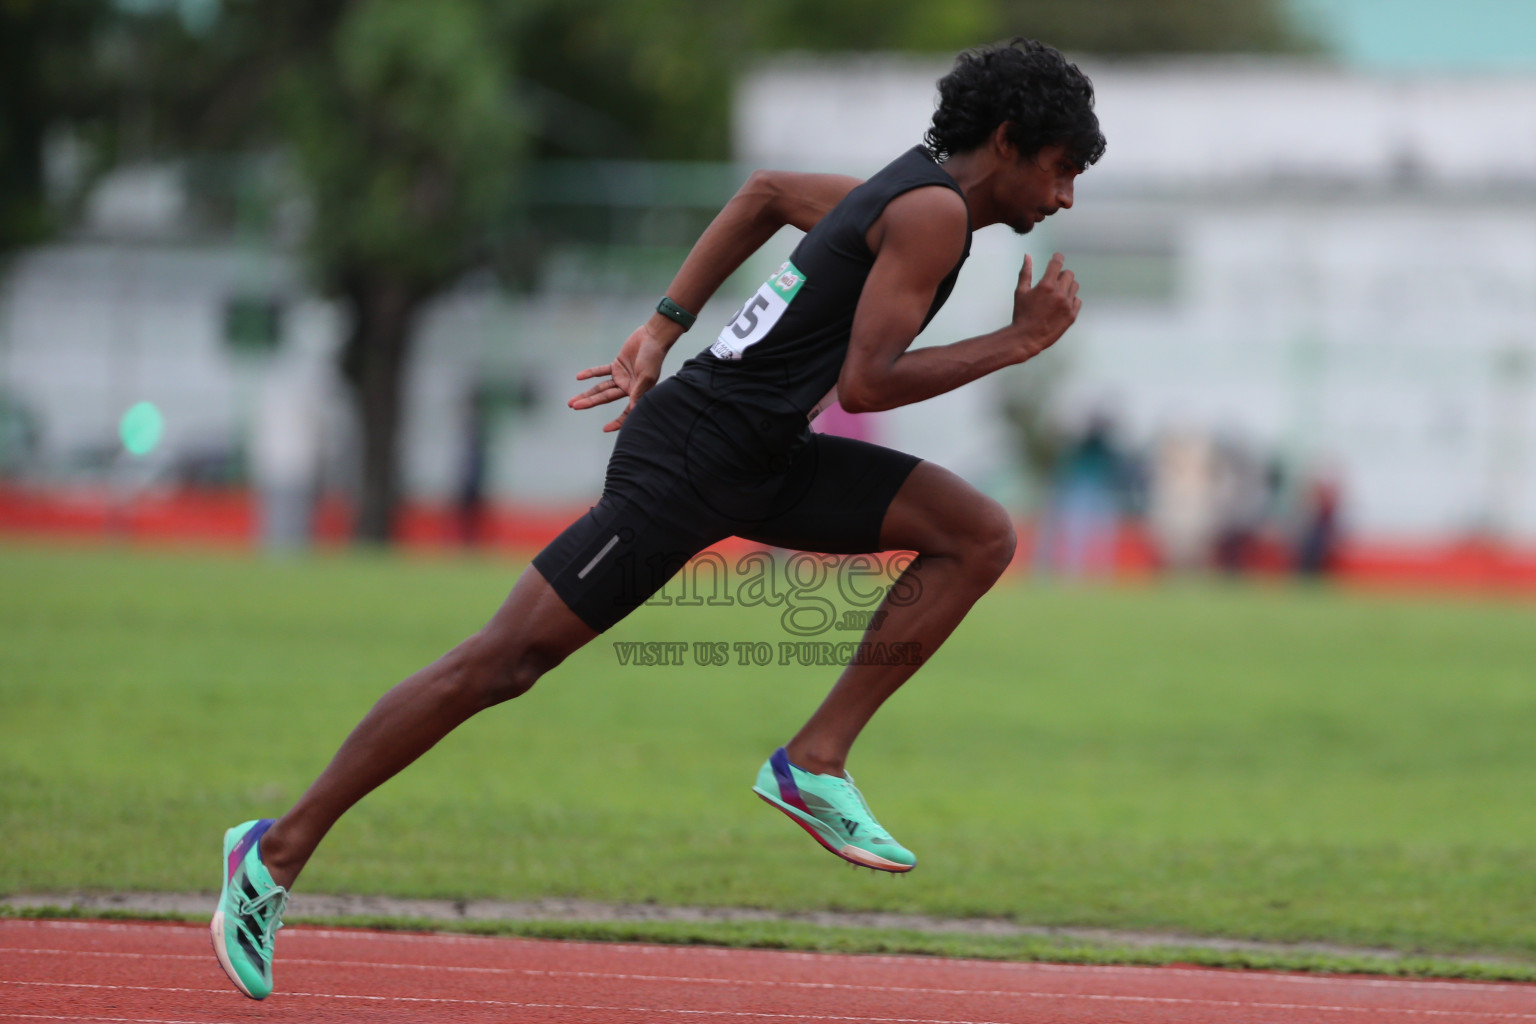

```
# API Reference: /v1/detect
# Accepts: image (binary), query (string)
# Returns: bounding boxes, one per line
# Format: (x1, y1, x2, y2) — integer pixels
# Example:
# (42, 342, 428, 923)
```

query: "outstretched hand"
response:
(568, 322, 671, 432)
(1011, 252, 1081, 361)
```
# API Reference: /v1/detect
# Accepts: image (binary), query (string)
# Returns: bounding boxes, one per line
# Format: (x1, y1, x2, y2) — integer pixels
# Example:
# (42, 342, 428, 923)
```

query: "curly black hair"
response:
(925, 38, 1106, 170)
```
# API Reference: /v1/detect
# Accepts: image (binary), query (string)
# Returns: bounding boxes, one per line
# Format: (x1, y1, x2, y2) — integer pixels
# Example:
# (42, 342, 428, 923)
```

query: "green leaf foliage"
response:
(271, 0, 524, 287)
(0, 0, 116, 254)
(995, 0, 1316, 55)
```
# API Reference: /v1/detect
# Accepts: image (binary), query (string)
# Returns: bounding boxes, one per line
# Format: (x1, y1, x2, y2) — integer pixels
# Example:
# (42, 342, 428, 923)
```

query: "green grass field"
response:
(4, 541, 1536, 964)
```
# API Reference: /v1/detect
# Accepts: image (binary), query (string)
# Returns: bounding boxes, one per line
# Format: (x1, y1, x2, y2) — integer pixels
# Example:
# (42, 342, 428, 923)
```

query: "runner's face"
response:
(1003, 142, 1078, 235)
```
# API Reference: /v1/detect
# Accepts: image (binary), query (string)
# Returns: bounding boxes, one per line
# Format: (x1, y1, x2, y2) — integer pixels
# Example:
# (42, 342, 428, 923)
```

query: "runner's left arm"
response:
(570, 171, 860, 431)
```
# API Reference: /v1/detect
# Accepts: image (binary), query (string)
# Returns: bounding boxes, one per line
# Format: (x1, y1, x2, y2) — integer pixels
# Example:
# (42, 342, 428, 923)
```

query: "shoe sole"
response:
(209, 910, 256, 999)
(753, 787, 914, 873)
(211, 826, 262, 1000)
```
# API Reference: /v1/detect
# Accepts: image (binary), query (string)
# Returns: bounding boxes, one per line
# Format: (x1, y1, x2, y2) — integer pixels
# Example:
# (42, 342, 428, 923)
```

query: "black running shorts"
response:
(533, 375, 921, 633)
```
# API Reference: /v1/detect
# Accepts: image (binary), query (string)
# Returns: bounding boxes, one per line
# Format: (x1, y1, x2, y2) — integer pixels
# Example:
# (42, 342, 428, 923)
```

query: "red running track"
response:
(4, 918, 1536, 1023)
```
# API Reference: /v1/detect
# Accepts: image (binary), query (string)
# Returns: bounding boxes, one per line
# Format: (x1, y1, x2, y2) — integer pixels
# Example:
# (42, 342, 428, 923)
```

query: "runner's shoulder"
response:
(869, 185, 967, 259)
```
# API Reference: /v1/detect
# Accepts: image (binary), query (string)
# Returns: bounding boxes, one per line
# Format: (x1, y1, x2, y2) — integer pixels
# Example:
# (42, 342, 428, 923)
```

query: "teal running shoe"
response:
(211, 819, 289, 999)
(753, 748, 916, 872)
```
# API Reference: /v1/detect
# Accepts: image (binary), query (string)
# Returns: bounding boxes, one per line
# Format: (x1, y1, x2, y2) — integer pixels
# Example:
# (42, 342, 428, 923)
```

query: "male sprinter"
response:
(212, 37, 1105, 999)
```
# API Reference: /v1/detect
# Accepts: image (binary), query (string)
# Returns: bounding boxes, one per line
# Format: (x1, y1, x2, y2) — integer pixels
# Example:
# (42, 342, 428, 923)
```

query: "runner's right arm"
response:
(570, 170, 860, 431)
(657, 170, 862, 330)
(838, 187, 1080, 414)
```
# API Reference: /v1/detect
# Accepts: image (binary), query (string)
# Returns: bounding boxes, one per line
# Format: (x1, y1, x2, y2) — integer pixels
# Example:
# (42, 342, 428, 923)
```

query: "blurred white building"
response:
(2, 57, 1535, 544)
(737, 56, 1536, 542)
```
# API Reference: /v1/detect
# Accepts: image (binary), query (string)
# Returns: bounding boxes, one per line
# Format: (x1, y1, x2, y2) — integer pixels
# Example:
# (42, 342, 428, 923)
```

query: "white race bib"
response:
(710, 260, 806, 360)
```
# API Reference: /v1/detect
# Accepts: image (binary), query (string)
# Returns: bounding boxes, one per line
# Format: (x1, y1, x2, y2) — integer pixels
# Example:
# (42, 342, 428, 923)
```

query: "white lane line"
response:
(5, 945, 1532, 1012)
(2, 1015, 212, 1024)
(7, 943, 1536, 1006)
(8, 922, 1535, 995)
(0, 985, 1012, 1024)
(1, 1016, 982, 1024)
(6, 976, 1536, 1020)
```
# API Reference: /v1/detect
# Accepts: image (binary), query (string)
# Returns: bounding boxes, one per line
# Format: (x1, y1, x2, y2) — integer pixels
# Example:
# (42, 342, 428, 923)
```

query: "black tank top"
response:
(672, 146, 973, 443)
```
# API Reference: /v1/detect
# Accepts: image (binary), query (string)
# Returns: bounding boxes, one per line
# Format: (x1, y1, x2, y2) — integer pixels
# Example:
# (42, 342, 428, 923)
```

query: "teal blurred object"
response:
(1291, 0, 1536, 69)
(119, 401, 164, 457)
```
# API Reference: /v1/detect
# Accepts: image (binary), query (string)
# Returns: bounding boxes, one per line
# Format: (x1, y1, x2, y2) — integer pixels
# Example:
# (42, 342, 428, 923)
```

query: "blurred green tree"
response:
(129, 0, 743, 542)
(133, 0, 527, 542)
(275, 1, 525, 543)
(0, 0, 115, 257)
(994, 0, 1312, 54)
(744, 0, 1313, 60)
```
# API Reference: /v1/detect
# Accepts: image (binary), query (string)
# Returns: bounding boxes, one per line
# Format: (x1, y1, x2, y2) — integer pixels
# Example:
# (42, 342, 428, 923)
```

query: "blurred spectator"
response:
(455, 388, 490, 547)
(0, 391, 41, 480)
(1033, 413, 1127, 578)
(1295, 470, 1343, 577)
(1147, 429, 1218, 572)
(1210, 434, 1274, 575)
(252, 367, 325, 553)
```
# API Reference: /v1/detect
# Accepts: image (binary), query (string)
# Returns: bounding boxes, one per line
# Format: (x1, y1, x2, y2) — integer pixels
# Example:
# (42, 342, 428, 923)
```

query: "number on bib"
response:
(711, 260, 806, 360)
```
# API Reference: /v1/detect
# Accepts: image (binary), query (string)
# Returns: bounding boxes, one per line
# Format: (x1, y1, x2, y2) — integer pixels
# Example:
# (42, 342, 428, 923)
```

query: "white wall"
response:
(0, 244, 335, 481)
(738, 56, 1536, 187)
(734, 56, 1536, 541)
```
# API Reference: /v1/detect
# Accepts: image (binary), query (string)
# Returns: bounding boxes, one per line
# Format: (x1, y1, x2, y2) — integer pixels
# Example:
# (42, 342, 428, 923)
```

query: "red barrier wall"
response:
(5, 485, 1536, 595)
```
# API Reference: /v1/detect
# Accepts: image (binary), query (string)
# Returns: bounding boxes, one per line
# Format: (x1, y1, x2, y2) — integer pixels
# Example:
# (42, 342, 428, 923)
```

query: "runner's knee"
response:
(962, 499, 1017, 582)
